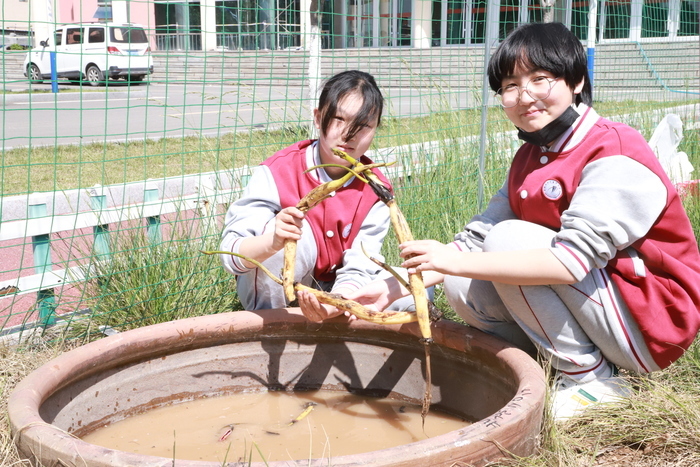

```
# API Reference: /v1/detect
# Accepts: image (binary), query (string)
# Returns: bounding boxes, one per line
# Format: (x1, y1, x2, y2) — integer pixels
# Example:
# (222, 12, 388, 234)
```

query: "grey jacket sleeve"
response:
(551, 156, 667, 280)
(219, 165, 280, 275)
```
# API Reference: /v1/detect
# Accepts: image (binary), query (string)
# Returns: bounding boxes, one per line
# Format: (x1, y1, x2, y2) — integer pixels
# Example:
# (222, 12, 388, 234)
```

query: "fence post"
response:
(144, 181, 162, 244)
(477, 0, 499, 212)
(28, 193, 57, 326)
(239, 173, 251, 188)
(587, 0, 598, 87)
(305, 0, 322, 138)
(89, 185, 111, 259)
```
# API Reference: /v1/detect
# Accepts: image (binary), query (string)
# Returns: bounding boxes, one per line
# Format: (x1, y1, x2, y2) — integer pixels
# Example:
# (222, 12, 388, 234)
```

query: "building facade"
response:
(7, 0, 700, 51)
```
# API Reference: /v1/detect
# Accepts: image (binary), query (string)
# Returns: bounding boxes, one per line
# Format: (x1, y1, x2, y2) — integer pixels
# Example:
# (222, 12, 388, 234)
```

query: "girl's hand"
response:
(297, 289, 344, 322)
(400, 240, 455, 275)
(344, 279, 399, 313)
(272, 206, 305, 251)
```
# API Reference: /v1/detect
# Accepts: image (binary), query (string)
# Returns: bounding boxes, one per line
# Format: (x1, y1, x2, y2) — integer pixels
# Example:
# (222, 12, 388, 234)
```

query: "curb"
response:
(2, 87, 150, 103)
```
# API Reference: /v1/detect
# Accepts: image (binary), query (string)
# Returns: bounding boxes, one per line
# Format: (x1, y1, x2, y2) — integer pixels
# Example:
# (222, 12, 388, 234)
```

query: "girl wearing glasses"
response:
(348, 22, 700, 420)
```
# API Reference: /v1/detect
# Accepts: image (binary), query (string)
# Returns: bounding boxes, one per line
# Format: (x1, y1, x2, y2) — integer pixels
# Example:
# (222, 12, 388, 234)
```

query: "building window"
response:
(679, 0, 700, 36)
(94, 2, 114, 22)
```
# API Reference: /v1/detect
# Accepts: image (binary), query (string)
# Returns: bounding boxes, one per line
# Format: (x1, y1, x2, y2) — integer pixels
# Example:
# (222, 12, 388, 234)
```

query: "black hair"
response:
(487, 22, 592, 106)
(317, 70, 384, 141)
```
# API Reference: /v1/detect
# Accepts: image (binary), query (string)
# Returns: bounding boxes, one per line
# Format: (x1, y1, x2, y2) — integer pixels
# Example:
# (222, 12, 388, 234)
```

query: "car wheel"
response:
(85, 65, 105, 87)
(27, 64, 43, 84)
(129, 75, 145, 83)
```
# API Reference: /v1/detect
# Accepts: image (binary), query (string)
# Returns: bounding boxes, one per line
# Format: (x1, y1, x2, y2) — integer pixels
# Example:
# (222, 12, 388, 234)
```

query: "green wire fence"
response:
(1, 0, 699, 342)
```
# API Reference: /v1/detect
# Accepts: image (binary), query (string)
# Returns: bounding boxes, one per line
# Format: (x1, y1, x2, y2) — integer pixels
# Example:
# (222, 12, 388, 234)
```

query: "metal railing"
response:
(154, 33, 202, 51)
(155, 24, 301, 51)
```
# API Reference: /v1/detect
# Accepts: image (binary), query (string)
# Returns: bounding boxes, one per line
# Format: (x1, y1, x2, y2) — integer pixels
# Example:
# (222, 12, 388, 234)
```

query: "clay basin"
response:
(8, 308, 546, 466)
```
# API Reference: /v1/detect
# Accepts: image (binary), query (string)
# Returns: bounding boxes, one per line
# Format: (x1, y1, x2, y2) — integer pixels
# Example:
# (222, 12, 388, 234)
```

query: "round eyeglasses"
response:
(495, 77, 559, 108)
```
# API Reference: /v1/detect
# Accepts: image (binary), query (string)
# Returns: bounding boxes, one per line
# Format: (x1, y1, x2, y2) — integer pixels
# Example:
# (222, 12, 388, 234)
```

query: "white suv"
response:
(24, 22, 154, 86)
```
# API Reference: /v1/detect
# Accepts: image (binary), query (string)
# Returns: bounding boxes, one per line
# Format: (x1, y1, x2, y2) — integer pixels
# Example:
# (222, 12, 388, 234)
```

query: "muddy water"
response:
(82, 389, 470, 463)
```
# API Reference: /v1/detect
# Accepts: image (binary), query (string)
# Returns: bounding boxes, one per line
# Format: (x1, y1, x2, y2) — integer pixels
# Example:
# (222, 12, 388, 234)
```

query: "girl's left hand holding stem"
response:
(296, 289, 347, 322)
(400, 240, 456, 275)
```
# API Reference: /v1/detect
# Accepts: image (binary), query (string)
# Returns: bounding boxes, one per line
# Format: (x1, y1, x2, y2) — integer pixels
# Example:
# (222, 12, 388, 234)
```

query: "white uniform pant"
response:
(445, 220, 659, 382)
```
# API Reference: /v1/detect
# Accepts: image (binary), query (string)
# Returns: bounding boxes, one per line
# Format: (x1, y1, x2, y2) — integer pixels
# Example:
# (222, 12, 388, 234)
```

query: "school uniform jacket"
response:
(453, 105, 700, 369)
(220, 139, 392, 293)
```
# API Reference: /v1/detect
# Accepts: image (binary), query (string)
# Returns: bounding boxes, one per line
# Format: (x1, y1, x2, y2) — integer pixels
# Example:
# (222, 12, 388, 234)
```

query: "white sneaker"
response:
(552, 374, 632, 421)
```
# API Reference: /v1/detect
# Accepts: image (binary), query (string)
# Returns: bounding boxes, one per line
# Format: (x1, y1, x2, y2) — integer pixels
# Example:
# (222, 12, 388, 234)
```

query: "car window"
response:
(109, 27, 148, 44)
(88, 28, 105, 43)
(66, 28, 83, 45)
(55, 30, 63, 46)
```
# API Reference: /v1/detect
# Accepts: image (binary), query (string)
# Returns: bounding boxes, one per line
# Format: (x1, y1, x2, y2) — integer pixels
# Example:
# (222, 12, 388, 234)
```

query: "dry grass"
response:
(486, 341, 700, 467)
(0, 340, 72, 466)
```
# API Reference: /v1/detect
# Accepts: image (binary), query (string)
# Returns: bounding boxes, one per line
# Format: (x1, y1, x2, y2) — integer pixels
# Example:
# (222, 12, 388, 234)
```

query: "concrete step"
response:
(3, 41, 698, 95)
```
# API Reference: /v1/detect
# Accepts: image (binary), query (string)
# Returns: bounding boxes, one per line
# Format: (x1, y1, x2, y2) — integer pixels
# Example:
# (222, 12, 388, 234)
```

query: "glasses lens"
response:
(527, 78, 555, 100)
(496, 89, 518, 108)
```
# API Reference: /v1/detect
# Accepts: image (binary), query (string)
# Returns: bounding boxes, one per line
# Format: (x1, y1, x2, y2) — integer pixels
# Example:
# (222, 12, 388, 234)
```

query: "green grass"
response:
(0, 108, 493, 196)
(1, 98, 687, 197)
(73, 233, 242, 338)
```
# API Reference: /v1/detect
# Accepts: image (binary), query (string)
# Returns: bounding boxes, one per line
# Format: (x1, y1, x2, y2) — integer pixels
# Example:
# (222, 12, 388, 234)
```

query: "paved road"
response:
(1, 81, 474, 150)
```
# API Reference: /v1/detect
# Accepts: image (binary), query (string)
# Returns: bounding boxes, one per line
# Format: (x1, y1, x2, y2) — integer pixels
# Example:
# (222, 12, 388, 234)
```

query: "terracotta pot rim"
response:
(9, 308, 546, 466)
